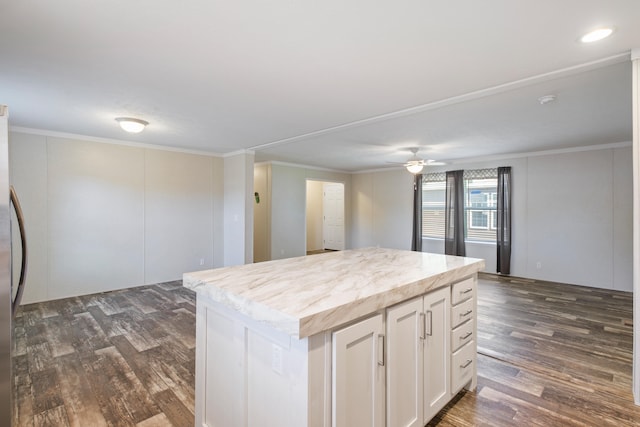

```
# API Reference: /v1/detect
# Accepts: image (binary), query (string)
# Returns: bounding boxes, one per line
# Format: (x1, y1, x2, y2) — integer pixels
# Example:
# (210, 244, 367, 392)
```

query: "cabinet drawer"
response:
(451, 340, 475, 393)
(451, 319, 474, 352)
(451, 297, 474, 328)
(451, 278, 475, 305)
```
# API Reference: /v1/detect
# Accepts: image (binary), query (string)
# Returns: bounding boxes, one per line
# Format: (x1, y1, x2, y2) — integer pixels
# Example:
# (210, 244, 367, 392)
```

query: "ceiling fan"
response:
(391, 147, 445, 174)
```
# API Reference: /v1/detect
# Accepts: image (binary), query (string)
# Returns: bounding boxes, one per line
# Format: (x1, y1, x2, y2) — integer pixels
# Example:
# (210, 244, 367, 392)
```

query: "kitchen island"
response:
(184, 247, 485, 427)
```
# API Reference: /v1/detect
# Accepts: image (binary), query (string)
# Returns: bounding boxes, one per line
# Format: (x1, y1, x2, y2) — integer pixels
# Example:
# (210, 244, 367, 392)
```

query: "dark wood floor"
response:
(13, 281, 196, 427)
(429, 274, 639, 427)
(13, 274, 640, 426)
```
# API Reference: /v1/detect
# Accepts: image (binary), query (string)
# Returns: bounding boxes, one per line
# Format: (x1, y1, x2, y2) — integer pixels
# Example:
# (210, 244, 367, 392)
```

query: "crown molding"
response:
(249, 52, 631, 152)
(223, 149, 255, 158)
(354, 141, 633, 174)
(257, 160, 349, 174)
(9, 126, 223, 157)
(444, 141, 632, 166)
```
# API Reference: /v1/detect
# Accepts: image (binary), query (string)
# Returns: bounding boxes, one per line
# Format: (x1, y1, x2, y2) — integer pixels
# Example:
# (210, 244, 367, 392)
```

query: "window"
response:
(422, 169, 498, 242)
(422, 175, 446, 239)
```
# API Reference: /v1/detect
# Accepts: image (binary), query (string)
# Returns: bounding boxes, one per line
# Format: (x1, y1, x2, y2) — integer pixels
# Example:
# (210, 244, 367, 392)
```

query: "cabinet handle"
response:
(419, 312, 426, 340)
(426, 310, 433, 336)
(460, 310, 473, 318)
(377, 334, 385, 366)
(460, 359, 473, 369)
(461, 331, 473, 340)
(461, 288, 473, 294)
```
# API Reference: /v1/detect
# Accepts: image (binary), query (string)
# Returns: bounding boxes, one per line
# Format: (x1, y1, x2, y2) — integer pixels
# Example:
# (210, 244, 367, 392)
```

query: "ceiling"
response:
(1, 1, 639, 172)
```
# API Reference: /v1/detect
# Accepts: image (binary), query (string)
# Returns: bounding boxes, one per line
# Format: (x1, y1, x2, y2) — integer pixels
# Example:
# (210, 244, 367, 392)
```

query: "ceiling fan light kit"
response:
(400, 147, 444, 174)
(406, 162, 425, 174)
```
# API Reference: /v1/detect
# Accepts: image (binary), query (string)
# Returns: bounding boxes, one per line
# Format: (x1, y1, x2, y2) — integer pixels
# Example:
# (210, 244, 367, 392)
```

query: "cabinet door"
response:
(386, 297, 423, 427)
(332, 314, 385, 427)
(423, 287, 450, 423)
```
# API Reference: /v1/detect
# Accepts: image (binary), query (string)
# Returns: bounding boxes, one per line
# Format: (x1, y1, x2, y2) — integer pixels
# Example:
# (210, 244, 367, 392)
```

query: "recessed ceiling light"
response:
(580, 27, 614, 43)
(115, 117, 148, 133)
(538, 94, 556, 105)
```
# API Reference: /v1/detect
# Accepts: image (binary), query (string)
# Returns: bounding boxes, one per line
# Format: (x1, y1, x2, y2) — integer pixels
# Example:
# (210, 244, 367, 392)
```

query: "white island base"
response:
(185, 248, 484, 427)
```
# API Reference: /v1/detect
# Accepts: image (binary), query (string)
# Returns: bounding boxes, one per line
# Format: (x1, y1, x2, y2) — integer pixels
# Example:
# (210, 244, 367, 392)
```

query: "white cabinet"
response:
(450, 277, 477, 394)
(387, 298, 422, 427)
(386, 286, 450, 427)
(332, 314, 385, 427)
(423, 287, 451, 422)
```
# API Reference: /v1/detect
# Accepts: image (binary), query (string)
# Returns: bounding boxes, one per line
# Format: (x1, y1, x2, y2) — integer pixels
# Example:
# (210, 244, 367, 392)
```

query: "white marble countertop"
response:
(183, 247, 484, 338)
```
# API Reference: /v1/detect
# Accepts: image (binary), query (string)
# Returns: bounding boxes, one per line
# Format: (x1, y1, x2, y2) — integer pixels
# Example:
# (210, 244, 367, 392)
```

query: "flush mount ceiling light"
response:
(580, 27, 614, 43)
(115, 117, 149, 133)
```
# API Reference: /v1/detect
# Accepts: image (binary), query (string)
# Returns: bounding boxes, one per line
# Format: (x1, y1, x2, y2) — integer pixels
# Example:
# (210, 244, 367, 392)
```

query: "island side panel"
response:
(195, 293, 330, 427)
(195, 296, 247, 426)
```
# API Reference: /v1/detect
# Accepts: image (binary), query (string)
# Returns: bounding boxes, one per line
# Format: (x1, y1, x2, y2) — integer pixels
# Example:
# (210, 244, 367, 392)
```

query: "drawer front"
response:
(451, 319, 474, 352)
(451, 297, 474, 328)
(451, 277, 475, 305)
(451, 340, 475, 393)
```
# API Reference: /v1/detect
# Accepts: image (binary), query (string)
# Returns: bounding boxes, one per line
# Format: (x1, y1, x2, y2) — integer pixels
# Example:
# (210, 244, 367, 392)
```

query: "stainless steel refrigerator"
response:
(1, 105, 28, 426)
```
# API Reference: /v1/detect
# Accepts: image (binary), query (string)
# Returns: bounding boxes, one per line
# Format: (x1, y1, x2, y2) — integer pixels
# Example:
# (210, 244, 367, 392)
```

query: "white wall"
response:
(526, 150, 617, 288)
(352, 144, 633, 291)
(267, 163, 351, 260)
(9, 131, 224, 303)
(305, 180, 324, 252)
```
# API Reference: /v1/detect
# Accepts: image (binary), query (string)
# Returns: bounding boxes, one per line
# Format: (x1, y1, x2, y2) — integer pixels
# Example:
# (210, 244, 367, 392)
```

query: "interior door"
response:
(323, 183, 345, 250)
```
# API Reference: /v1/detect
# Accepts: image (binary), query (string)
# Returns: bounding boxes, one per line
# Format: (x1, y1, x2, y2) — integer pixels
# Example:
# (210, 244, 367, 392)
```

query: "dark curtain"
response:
(496, 166, 512, 274)
(444, 170, 465, 256)
(411, 174, 423, 251)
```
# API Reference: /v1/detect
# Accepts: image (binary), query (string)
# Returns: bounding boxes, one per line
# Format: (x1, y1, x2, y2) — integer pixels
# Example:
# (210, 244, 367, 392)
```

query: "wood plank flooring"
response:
(13, 281, 196, 427)
(428, 274, 639, 427)
(13, 274, 640, 426)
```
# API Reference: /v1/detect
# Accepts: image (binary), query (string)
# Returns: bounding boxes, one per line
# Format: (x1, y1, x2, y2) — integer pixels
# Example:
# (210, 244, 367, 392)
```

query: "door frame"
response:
(305, 179, 346, 253)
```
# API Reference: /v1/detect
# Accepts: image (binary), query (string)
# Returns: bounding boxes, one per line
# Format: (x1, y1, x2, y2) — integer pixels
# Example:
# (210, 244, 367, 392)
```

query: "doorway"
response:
(306, 180, 345, 253)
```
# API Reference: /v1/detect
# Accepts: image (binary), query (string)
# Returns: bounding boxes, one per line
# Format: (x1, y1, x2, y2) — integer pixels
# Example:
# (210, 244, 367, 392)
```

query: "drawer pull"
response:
(460, 310, 473, 318)
(419, 312, 426, 340)
(460, 288, 473, 294)
(460, 331, 473, 340)
(460, 359, 473, 369)
(426, 310, 433, 336)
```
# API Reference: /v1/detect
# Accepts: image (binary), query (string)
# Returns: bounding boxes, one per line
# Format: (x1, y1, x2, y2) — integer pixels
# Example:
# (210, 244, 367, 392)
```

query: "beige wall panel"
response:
(613, 146, 633, 292)
(305, 180, 323, 252)
(8, 132, 48, 303)
(212, 156, 225, 268)
(350, 173, 375, 249)
(144, 149, 214, 283)
(224, 152, 254, 266)
(253, 163, 271, 263)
